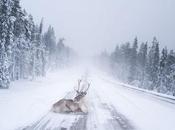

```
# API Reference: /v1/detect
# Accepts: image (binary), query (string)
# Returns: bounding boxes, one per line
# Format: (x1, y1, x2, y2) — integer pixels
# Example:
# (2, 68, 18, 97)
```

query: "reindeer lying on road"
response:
(52, 79, 90, 114)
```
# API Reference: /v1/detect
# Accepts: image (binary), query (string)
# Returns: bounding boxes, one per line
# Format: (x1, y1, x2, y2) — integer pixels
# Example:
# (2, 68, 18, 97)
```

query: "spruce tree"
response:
(43, 26, 56, 67)
(0, 0, 13, 88)
(158, 47, 168, 93)
(10, 0, 26, 80)
(138, 42, 147, 87)
(120, 42, 131, 81)
(165, 50, 175, 95)
(128, 37, 138, 83)
(147, 37, 160, 90)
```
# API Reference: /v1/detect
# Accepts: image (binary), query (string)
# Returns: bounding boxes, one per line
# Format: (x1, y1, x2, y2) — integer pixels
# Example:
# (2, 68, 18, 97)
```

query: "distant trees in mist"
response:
(0, 0, 75, 88)
(100, 37, 175, 96)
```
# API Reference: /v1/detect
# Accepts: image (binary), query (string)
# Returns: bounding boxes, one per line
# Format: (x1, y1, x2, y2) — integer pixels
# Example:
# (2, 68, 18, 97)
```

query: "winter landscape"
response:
(0, 0, 175, 130)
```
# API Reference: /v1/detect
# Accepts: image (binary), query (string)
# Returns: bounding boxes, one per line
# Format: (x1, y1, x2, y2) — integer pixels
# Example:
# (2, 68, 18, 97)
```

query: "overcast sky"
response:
(21, 0, 175, 56)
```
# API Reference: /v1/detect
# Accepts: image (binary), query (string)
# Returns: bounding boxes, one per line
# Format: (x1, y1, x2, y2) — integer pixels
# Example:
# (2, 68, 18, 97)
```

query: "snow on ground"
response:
(0, 65, 175, 130)
(90, 69, 175, 130)
(0, 67, 84, 130)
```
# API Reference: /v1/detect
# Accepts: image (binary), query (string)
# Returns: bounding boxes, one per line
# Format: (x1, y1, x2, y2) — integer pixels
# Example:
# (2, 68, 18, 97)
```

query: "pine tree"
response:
(39, 19, 46, 76)
(137, 42, 147, 87)
(26, 14, 36, 79)
(110, 45, 121, 77)
(43, 26, 56, 60)
(0, 0, 14, 88)
(56, 38, 65, 68)
(111, 45, 120, 63)
(120, 42, 131, 81)
(36, 22, 42, 76)
(128, 37, 138, 83)
(146, 37, 160, 90)
(165, 50, 175, 95)
(10, 0, 26, 80)
(158, 47, 168, 93)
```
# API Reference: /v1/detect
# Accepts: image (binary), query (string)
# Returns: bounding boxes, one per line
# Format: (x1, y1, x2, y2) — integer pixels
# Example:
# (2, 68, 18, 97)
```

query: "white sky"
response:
(21, 0, 175, 56)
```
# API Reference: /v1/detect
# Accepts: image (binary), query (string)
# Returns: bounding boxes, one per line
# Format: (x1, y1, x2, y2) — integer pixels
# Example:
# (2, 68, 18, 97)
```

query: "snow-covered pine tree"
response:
(146, 37, 160, 90)
(111, 45, 120, 64)
(26, 14, 36, 80)
(43, 26, 56, 68)
(137, 42, 147, 88)
(56, 38, 75, 68)
(165, 50, 175, 95)
(32, 24, 41, 77)
(39, 19, 46, 76)
(22, 10, 35, 79)
(128, 37, 138, 83)
(120, 42, 131, 82)
(0, 0, 14, 88)
(158, 47, 168, 93)
(10, 0, 27, 80)
(35, 20, 43, 76)
(110, 45, 121, 78)
(56, 38, 66, 68)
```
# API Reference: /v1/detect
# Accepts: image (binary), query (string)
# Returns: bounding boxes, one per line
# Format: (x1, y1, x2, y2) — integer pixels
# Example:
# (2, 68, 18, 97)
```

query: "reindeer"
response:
(51, 79, 90, 114)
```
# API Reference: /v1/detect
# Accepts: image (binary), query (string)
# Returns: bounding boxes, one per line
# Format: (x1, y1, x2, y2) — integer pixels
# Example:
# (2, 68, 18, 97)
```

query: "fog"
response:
(21, 0, 175, 56)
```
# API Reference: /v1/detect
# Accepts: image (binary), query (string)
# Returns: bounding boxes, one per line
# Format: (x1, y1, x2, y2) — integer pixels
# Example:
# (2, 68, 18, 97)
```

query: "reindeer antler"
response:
(74, 79, 82, 93)
(80, 82, 90, 93)
(84, 83, 90, 93)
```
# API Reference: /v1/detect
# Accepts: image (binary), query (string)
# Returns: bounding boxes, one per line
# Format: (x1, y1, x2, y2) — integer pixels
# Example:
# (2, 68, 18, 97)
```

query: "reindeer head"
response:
(74, 79, 90, 102)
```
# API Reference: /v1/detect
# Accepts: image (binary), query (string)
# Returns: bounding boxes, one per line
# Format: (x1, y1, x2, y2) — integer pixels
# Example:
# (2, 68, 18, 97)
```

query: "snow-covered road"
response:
(0, 66, 175, 130)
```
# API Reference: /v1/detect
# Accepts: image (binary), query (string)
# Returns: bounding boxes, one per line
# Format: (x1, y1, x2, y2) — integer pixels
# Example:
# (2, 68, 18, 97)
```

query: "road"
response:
(20, 67, 175, 130)
(22, 85, 133, 130)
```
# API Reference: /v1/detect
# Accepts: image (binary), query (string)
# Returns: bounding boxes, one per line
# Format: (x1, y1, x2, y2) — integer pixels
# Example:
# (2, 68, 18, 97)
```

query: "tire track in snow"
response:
(21, 112, 87, 130)
(102, 103, 134, 130)
(87, 87, 134, 130)
(69, 115, 87, 130)
(96, 75, 144, 112)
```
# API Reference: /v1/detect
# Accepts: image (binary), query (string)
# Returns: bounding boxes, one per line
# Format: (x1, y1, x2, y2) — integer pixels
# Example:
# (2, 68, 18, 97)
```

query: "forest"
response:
(0, 0, 75, 88)
(100, 37, 175, 96)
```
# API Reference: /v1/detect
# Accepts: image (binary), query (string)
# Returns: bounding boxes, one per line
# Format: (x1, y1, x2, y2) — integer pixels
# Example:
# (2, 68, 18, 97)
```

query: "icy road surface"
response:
(0, 66, 175, 130)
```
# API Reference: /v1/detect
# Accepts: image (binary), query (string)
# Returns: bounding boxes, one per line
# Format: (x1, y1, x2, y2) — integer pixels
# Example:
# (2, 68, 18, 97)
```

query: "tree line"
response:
(0, 0, 74, 88)
(100, 37, 175, 96)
